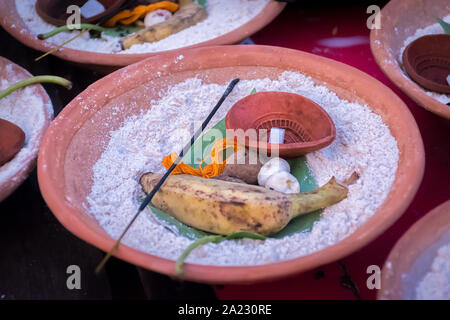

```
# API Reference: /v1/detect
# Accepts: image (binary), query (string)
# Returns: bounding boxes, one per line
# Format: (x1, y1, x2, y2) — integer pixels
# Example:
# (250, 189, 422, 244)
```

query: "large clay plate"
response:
(370, 0, 450, 120)
(37, 45, 425, 284)
(0, 56, 53, 202)
(379, 200, 450, 300)
(0, 0, 286, 73)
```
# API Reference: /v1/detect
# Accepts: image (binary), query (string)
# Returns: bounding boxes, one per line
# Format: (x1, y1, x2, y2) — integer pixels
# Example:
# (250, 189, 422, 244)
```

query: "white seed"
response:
(257, 157, 290, 186)
(264, 171, 300, 194)
(144, 9, 172, 28)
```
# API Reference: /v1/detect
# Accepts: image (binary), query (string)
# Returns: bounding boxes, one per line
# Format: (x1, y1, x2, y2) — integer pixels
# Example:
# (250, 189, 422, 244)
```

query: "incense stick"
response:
(95, 78, 240, 274)
(35, 29, 89, 62)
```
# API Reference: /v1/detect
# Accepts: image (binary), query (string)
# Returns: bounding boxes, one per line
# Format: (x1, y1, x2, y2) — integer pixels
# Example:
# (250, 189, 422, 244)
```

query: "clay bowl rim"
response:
(402, 34, 450, 94)
(0, 56, 53, 202)
(370, 0, 450, 120)
(224, 91, 337, 156)
(378, 200, 450, 300)
(37, 45, 425, 284)
(0, 0, 286, 69)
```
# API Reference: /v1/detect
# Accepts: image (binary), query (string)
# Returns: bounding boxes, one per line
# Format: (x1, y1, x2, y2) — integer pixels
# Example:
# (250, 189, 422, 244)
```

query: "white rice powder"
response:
(0, 63, 51, 184)
(86, 71, 399, 266)
(416, 243, 450, 300)
(399, 15, 450, 105)
(16, 0, 270, 54)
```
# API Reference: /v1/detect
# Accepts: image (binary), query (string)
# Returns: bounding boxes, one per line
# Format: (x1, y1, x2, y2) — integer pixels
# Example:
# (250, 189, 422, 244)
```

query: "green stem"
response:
(0, 76, 72, 100)
(38, 24, 105, 40)
(175, 232, 266, 276)
(175, 235, 223, 276)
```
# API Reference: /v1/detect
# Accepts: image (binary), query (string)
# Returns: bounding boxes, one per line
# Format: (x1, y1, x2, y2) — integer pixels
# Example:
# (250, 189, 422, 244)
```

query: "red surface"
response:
(215, 4, 450, 300)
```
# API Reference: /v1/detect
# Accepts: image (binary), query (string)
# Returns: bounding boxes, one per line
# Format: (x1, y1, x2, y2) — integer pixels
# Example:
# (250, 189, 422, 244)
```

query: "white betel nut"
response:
(144, 9, 173, 27)
(264, 171, 300, 194)
(257, 157, 290, 186)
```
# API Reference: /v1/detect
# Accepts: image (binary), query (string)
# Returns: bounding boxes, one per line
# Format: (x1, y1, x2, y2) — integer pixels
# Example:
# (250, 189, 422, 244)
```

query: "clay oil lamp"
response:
(402, 34, 450, 94)
(225, 91, 336, 158)
(35, 0, 127, 26)
(0, 118, 25, 166)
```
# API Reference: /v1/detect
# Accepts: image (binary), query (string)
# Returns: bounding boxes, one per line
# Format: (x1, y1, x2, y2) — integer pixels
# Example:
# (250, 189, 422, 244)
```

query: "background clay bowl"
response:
(0, 0, 286, 73)
(370, 0, 450, 120)
(378, 200, 450, 300)
(0, 56, 53, 202)
(37, 45, 425, 284)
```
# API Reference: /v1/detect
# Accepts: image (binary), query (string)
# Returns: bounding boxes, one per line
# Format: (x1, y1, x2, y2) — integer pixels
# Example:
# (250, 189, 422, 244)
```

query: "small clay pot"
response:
(402, 34, 450, 94)
(0, 118, 25, 166)
(35, 0, 126, 26)
(225, 91, 336, 158)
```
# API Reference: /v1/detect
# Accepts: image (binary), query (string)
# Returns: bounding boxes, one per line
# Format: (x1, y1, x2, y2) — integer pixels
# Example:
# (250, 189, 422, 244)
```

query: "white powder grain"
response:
(0, 63, 51, 184)
(86, 71, 399, 266)
(399, 15, 450, 105)
(416, 243, 450, 300)
(16, 0, 270, 54)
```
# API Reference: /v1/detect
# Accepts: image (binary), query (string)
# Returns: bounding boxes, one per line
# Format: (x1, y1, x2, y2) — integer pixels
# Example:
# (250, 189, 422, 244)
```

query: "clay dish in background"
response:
(370, 0, 450, 120)
(0, 56, 53, 202)
(379, 200, 450, 300)
(1, 0, 286, 73)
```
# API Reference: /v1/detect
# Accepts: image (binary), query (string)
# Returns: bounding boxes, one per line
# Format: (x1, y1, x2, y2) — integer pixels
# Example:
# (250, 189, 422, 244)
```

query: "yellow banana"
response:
(140, 173, 348, 236)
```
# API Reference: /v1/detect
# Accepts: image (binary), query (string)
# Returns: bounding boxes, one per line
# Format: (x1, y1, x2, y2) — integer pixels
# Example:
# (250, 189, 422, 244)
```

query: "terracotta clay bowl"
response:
(37, 45, 424, 284)
(370, 0, 450, 120)
(0, 0, 286, 73)
(35, 0, 126, 26)
(378, 200, 450, 300)
(0, 56, 53, 202)
(225, 91, 336, 157)
(402, 34, 450, 94)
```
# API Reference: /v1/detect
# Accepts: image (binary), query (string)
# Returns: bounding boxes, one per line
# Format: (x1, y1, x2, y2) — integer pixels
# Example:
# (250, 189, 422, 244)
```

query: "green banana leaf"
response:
(149, 118, 322, 240)
(196, 0, 207, 7)
(150, 205, 209, 240)
(90, 26, 143, 39)
(103, 26, 143, 37)
(437, 18, 450, 34)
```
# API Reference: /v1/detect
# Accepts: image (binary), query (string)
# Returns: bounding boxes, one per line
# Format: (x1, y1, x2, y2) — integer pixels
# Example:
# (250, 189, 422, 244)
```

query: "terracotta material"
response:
(370, 0, 450, 120)
(0, 56, 53, 202)
(0, 0, 286, 73)
(0, 118, 26, 166)
(225, 91, 336, 157)
(35, 0, 126, 26)
(37, 45, 425, 284)
(378, 200, 450, 300)
(402, 34, 450, 94)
